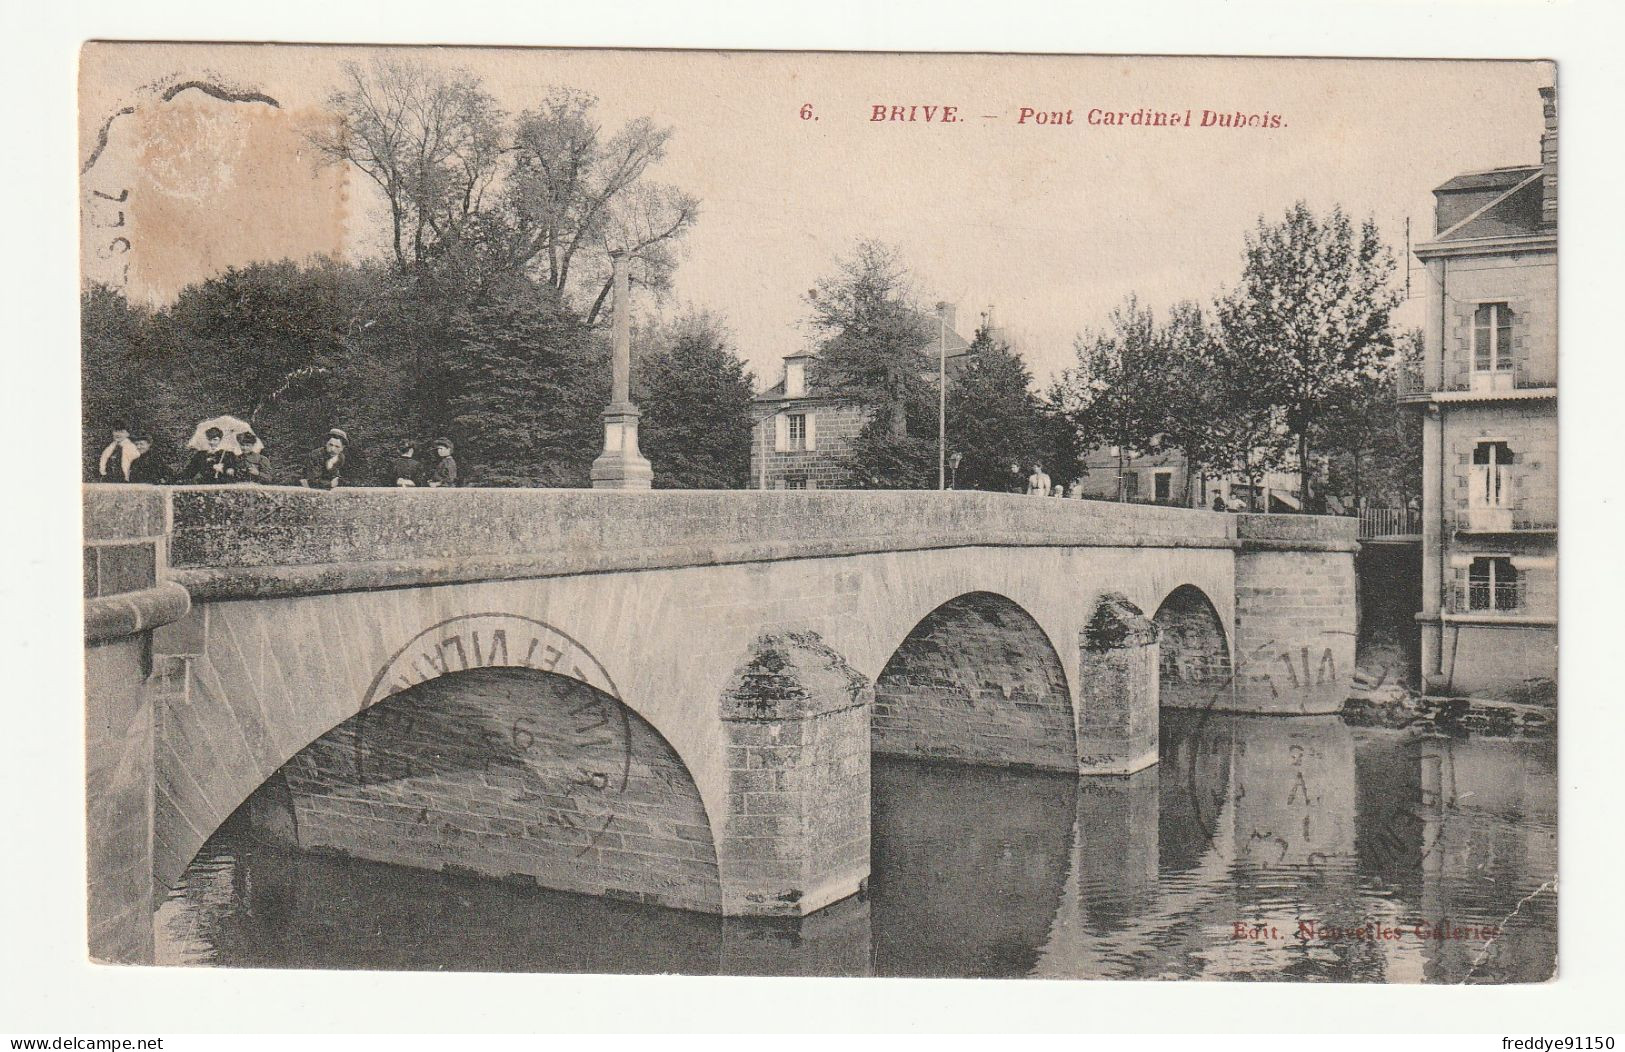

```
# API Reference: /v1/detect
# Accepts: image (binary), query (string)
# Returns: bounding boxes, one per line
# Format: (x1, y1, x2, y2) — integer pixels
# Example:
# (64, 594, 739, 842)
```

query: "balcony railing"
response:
(1396, 361, 1429, 402)
(1451, 506, 1557, 534)
(1445, 577, 1528, 615)
(1396, 361, 1556, 402)
(1358, 507, 1420, 538)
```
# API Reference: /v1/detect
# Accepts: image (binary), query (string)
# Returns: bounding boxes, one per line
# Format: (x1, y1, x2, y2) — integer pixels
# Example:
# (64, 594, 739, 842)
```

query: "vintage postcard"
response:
(80, 43, 1557, 983)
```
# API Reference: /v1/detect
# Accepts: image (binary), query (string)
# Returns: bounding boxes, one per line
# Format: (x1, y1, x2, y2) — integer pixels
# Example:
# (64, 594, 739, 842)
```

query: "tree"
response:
(635, 313, 756, 489)
(1060, 295, 1173, 500)
(1321, 328, 1423, 508)
(946, 322, 1046, 491)
(1158, 297, 1293, 508)
(1214, 202, 1401, 507)
(505, 89, 699, 323)
(801, 240, 941, 488)
(443, 277, 606, 487)
(312, 66, 699, 326)
(81, 284, 164, 477)
(311, 60, 505, 274)
(805, 240, 933, 441)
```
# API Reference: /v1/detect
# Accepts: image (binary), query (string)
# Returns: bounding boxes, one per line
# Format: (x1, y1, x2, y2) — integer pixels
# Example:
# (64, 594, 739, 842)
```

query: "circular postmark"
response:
(359, 612, 631, 856)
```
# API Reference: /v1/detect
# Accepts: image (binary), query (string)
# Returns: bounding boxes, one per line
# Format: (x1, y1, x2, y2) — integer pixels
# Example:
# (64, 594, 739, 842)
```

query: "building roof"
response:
(1432, 169, 1546, 243)
(1433, 165, 1541, 195)
(756, 310, 975, 400)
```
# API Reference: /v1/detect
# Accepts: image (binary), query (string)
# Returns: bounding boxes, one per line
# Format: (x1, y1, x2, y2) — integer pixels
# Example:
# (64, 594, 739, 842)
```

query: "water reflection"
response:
(158, 714, 1555, 982)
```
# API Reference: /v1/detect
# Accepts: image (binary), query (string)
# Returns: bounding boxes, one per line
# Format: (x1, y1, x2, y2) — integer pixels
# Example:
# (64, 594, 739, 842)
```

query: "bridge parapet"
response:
(155, 486, 1240, 598)
(1233, 511, 1360, 551)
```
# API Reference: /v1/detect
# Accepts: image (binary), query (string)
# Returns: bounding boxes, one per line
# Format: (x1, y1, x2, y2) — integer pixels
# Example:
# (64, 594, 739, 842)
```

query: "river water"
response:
(156, 712, 1556, 982)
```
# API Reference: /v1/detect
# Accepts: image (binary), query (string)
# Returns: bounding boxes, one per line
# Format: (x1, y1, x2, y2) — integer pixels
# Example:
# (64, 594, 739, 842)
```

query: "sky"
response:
(80, 45, 1553, 389)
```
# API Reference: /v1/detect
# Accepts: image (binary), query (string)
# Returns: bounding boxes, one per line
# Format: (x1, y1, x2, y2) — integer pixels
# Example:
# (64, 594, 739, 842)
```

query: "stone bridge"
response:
(83, 486, 1357, 963)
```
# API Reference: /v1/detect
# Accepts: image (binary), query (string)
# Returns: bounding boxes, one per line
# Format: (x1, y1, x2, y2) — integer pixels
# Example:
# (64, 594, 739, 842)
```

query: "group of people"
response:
(1015, 461, 1254, 511)
(93, 423, 459, 490)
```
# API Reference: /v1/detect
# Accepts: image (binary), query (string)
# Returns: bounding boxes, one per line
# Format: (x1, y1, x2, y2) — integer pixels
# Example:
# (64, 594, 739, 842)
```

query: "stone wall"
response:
(750, 401, 867, 489)
(1230, 514, 1358, 715)
(243, 666, 724, 913)
(873, 592, 1075, 770)
(160, 485, 1239, 599)
(85, 637, 155, 964)
(83, 486, 188, 965)
(1432, 622, 1557, 701)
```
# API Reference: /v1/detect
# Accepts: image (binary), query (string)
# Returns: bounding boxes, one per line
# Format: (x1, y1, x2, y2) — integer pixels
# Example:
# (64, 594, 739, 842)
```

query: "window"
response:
(1472, 303, 1515, 373)
(1467, 556, 1519, 612)
(1122, 473, 1140, 500)
(785, 360, 806, 398)
(785, 477, 808, 490)
(773, 412, 816, 452)
(1153, 470, 1173, 503)
(1471, 440, 1513, 508)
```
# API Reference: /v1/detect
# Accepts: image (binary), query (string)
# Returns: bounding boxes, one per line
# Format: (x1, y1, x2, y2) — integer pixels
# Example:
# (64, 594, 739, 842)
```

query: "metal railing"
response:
(1445, 577, 1527, 614)
(1357, 507, 1420, 538)
(1396, 361, 1429, 402)
(1396, 361, 1556, 402)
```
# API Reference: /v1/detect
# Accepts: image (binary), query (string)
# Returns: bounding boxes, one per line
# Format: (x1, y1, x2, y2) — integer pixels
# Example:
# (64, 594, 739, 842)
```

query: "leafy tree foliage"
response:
(1214, 201, 1401, 505)
(634, 313, 756, 489)
(946, 323, 1045, 491)
(1321, 328, 1423, 507)
(805, 240, 933, 441)
(1059, 295, 1176, 499)
(444, 279, 607, 487)
(312, 63, 697, 321)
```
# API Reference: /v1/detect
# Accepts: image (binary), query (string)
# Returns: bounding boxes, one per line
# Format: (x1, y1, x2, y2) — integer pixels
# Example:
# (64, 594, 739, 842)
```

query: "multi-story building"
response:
(1407, 86, 1557, 701)
(751, 308, 973, 490)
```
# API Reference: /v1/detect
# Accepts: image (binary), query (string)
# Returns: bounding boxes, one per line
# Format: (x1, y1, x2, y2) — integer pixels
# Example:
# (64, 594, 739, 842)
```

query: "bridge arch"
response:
(236, 664, 723, 913)
(1152, 584, 1234, 710)
(153, 599, 726, 910)
(872, 590, 1076, 771)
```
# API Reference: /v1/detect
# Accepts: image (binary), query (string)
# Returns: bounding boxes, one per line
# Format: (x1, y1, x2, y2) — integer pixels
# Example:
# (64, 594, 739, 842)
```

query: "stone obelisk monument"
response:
(590, 249, 653, 490)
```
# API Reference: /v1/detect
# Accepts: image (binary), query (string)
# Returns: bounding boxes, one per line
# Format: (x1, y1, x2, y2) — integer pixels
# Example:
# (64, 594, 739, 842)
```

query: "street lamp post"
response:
(937, 301, 948, 491)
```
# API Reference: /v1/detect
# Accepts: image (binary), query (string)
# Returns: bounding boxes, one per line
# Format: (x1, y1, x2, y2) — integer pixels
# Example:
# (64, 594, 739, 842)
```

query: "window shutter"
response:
(806, 479, 818, 491)
(804, 413, 817, 451)
(774, 413, 788, 452)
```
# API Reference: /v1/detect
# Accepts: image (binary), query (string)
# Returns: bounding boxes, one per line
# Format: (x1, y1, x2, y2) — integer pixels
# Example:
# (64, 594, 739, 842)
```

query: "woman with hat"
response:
(300, 429, 349, 490)
(428, 438, 458, 488)
(181, 426, 239, 484)
(234, 430, 274, 484)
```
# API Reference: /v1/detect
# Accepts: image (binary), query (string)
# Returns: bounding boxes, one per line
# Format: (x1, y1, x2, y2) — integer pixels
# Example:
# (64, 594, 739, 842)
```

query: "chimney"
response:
(1539, 86, 1557, 228)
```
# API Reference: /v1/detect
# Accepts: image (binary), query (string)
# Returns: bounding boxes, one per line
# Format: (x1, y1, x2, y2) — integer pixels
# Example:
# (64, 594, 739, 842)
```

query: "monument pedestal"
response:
(590, 402, 653, 490)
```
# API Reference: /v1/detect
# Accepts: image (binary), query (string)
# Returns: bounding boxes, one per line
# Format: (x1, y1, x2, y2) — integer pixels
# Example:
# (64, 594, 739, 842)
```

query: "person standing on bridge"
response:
(95, 422, 137, 482)
(428, 438, 458, 488)
(180, 427, 239, 484)
(234, 431, 273, 485)
(126, 435, 165, 484)
(389, 440, 424, 487)
(300, 429, 348, 490)
(1026, 462, 1051, 497)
